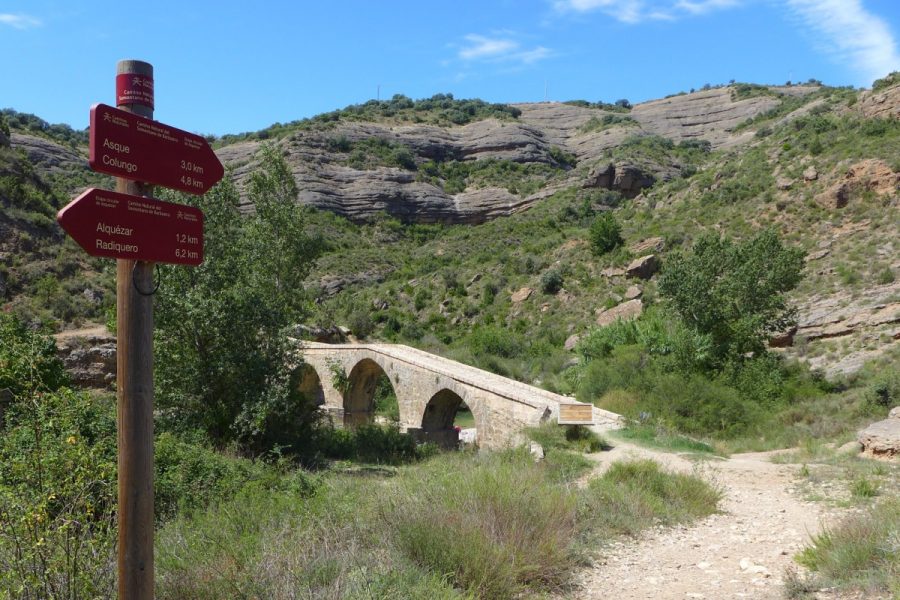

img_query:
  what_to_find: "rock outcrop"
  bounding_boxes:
[858,407,900,458]
[213,86,822,224]
[815,159,899,209]
[11,133,87,174]
[54,328,116,389]
[796,281,900,377]
[858,83,900,119]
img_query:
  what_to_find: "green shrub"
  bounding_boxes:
[797,499,899,594]
[385,449,578,599]
[0,389,117,598]
[154,432,316,520]
[468,326,523,358]
[579,114,638,133]
[312,424,432,465]
[588,212,623,256]
[548,146,577,168]
[872,71,899,92]
[0,312,68,409]
[526,422,608,454]
[540,268,564,294]
[580,460,721,537]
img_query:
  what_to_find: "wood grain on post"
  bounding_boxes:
[115,58,155,600]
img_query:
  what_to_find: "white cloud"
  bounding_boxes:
[786,0,900,85]
[0,13,41,29]
[675,0,739,15]
[459,35,519,60]
[555,0,646,23]
[457,34,554,65]
[553,0,739,23]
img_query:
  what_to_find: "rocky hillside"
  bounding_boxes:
[2,79,898,380]
[216,85,820,223]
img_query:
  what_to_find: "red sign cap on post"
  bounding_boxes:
[57,188,204,265]
[116,73,154,110]
[89,103,224,195]
[116,59,153,110]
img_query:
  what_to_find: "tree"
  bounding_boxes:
[588,212,623,256]
[658,230,804,365]
[154,146,324,453]
[0,313,67,414]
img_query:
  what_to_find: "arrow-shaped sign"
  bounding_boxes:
[89,103,224,195]
[57,188,204,265]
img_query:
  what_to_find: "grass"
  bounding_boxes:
[612,423,720,456]
[580,459,722,538]
[795,498,900,596]
[526,422,610,453]
[154,449,721,600]
[156,478,466,600]
[453,407,476,428]
[385,450,579,599]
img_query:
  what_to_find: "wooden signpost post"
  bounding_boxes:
[56,60,223,600]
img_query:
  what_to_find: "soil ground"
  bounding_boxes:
[564,438,883,600]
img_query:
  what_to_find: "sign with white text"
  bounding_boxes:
[57,188,204,265]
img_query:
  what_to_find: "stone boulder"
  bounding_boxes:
[630,237,665,254]
[596,299,643,326]
[624,285,643,300]
[55,330,116,389]
[858,82,900,119]
[564,334,581,351]
[511,287,533,303]
[858,408,900,458]
[625,254,660,280]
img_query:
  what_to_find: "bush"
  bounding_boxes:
[0,312,68,411]
[385,449,578,599]
[312,424,432,465]
[526,422,608,454]
[0,389,117,598]
[797,498,899,594]
[872,71,899,92]
[154,432,317,520]
[588,213,623,256]
[468,326,523,359]
[540,268,564,294]
[580,460,721,537]
[575,344,766,438]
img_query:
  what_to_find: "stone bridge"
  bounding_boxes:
[294,341,621,449]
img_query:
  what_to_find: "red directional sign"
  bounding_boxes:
[89,103,224,195]
[57,188,204,265]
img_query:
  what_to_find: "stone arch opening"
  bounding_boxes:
[294,363,325,407]
[344,358,394,427]
[415,388,470,449]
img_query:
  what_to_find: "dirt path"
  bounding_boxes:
[568,439,845,600]
[53,324,110,341]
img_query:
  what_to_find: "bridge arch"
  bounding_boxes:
[344,357,401,427]
[293,363,325,407]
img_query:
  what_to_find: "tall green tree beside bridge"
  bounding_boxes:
[154,147,324,453]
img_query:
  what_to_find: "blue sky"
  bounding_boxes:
[1,0,898,136]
